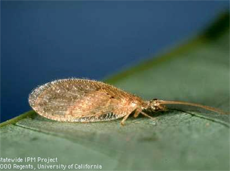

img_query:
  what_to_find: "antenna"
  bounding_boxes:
[157,100,228,115]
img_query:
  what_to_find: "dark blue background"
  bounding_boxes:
[1,1,228,122]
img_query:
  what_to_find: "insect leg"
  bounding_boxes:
[140,111,156,121]
[120,112,132,126]
[133,108,156,122]
[133,108,141,118]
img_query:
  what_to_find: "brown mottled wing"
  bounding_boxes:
[29,79,140,122]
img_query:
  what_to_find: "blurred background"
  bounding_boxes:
[1,1,229,122]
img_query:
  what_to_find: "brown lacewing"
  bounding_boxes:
[28,78,228,125]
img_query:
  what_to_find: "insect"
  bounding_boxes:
[29,78,228,125]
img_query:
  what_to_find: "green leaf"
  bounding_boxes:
[1,13,229,170]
